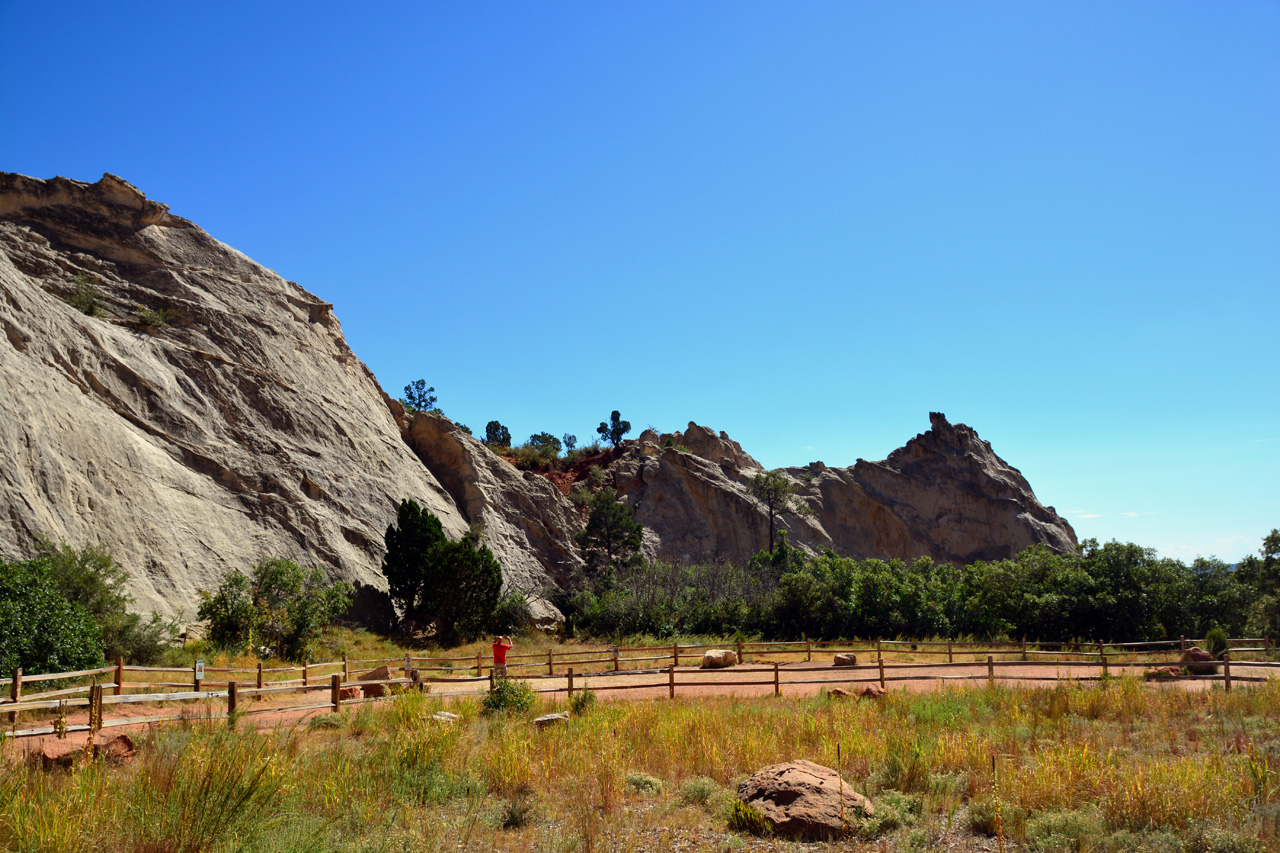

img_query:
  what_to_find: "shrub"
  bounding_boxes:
[568,687,596,716]
[135,305,180,328]
[0,558,103,674]
[34,540,178,664]
[197,558,353,660]
[482,678,535,714]
[1025,808,1104,852]
[625,773,663,794]
[727,800,773,836]
[67,274,100,315]
[1205,626,1230,659]
[680,777,719,807]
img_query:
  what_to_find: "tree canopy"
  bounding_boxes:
[485,420,512,447]
[747,468,813,552]
[596,411,631,448]
[382,499,506,643]
[399,379,437,414]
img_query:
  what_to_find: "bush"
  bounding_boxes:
[0,558,103,675]
[35,540,178,664]
[482,678,535,714]
[625,773,663,794]
[67,274,101,315]
[568,687,596,715]
[198,558,352,660]
[1205,626,1230,659]
[680,777,719,807]
[727,800,773,836]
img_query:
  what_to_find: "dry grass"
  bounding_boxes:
[2,678,1278,851]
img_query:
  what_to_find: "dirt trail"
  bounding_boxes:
[9,657,1267,758]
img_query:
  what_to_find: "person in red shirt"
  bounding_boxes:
[491,635,513,678]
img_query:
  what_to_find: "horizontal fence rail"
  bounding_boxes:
[4,635,1273,740]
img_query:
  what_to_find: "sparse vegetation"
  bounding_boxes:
[66,273,101,315]
[3,679,1279,851]
[134,304,180,328]
[597,410,631,448]
[399,378,437,414]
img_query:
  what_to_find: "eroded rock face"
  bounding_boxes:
[402,412,582,624]
[608,414,1076,567]
[0,173,470,620]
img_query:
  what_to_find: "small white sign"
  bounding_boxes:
[195,660,205,680]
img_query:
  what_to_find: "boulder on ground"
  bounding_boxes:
[737,759,873,840]
[339,685,364,701]
[31,733,136,770]
[1182,647,1219,675]
[701,649,738,668]
[826,687,853,700]
[534,712,569,730]
[832,653,858,667]
[857,684,886,700]
[358,665,393,697]
[1145,666,1183,681]
[432,711,460,723]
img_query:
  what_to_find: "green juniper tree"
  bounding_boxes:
[596,411,631,448]
[747,468,813,552]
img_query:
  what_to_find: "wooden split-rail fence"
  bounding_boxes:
[2,635,1273,741]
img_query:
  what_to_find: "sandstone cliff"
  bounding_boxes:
[1,172,1075,632]
[608,414,1076,567]
[0,173,567,622]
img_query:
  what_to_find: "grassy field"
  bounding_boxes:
[3,675,1279,852]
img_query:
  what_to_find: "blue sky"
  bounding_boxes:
[2,2,1276,563]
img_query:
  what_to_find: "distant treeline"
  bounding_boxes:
[565,530,1280,644]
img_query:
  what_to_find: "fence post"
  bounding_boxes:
[612,648,620,672]
[547,648,553,676]
[568,667,575,699]
[948,638,953,664]
[115,656,125,696]
[806,639,812,662]
[1224,653,1232,692]
[227,681,238,722]
[8,668,20,723]
[668,665,675,699]
[193,662,202,693]
[737,638,744,665]
[331,674,341,712]
[303,660,308,687]
[987,655,994,687]
[343,653,350,682]
[673,643,679,668]
[774,661,781,697]
[1022,639,1028,662]
[878,656,886,689]
[1267,634,1272,656]
[1101,652,1108,678]
[1180,636,1187,654]
[257,662,264,690]
[405,654,412,679]
[489,670,495,690]
[476,652,483,678]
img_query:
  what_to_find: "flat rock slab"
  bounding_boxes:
[432,711,460,723]
[738,759,872,840]
[31,733,136,770]
[534,712,569,730]
[358,665,393,697]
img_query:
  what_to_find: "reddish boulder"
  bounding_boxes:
[31,733,136,770]
[737,759,873,840]
[826,687,853,700]
[858,684,886,699]
[358,665,393,697]
[1182,647,1218,676]
[1145,666,1183,681]
[339,685,364,702]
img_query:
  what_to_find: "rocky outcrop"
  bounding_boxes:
[1,172,1076,633]
[607,414,1076,567]
[0,173,551,622]
[402,412,582,623]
